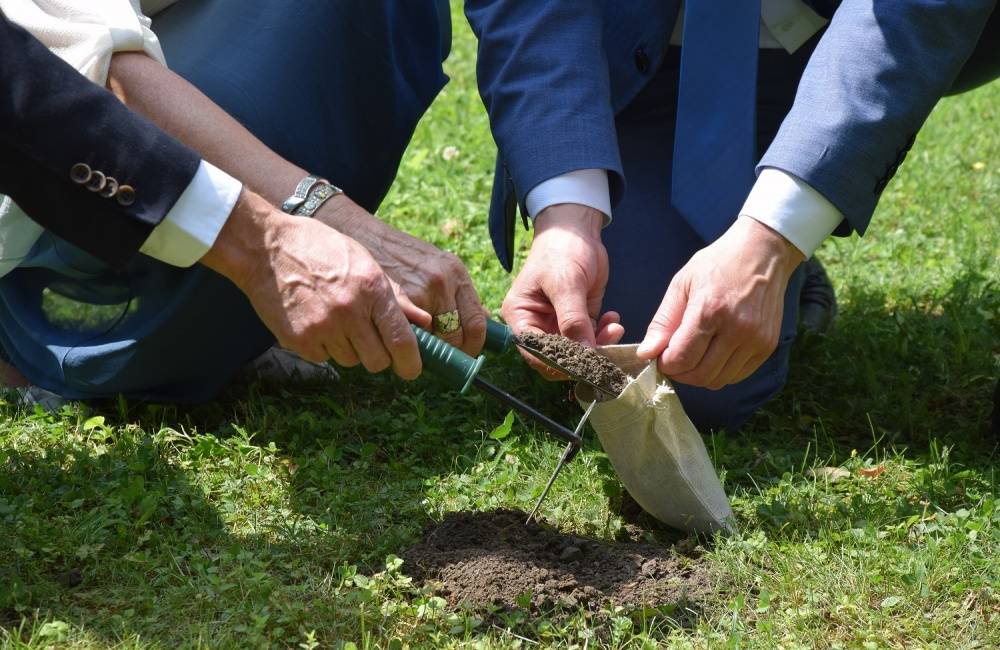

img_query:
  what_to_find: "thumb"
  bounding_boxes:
[637,276,687,359]
[552,288,597,347]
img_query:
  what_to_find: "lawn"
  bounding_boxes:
[2,4,998,649]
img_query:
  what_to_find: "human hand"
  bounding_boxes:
[317,195,487,356]
[502,203,624,377]
[202,190,430,379]
[636,216,804,389]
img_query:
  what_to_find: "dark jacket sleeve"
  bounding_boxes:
[0,13,201,268]
[465,0,625,206]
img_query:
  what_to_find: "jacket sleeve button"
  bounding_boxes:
[86,170,107,192]
[116,185,136,206]
[70,163,92,184]
[100,177,119,198]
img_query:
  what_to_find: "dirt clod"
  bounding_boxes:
[402,510,710,611]
[516,332,629,396]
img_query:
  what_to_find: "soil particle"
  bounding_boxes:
[402,510,711,611]
[516,332,630,396]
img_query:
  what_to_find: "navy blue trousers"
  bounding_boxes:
[601,42,818,430]
[0,0,450,402]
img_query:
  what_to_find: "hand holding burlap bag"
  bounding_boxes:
[576,344,734,534]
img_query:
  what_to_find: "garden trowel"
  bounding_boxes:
[410,323,584,450]
[410,321,601,520]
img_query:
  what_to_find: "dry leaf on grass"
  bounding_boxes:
[810,467,851,482]
[858,465,887,478]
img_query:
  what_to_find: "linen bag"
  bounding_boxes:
[576,344,734,534]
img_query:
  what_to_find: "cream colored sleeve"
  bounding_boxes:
[0,0,166,83]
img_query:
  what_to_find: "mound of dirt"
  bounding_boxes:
[402,510,710,610]
[516,332,630,396]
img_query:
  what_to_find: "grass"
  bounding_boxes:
[2,4,999,648]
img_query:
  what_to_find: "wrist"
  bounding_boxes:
[737,216,805,274]
[313,193,367,234]
[200,188,285,288]
[534,203,604,240]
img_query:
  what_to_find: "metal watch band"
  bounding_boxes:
[281,175,322,213]
[292,181,343,217]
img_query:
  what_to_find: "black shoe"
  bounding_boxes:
[798,257,837,334]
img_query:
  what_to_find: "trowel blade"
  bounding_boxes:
[512,336,618,401]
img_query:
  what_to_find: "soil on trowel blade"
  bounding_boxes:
[402,510,710,611]
[516,332,629,396]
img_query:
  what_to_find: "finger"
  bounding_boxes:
[431,305,466,353]
[637,279,687,360]
[373,296,423,380]
[391,279,432,330]
[596,311,625,346]
[733,351,770,385]
[347,317,394,375]
[551,287,597,346]
[453,285,487,357]
[656,299,716,377]
[323,337,360,369]
[669,335,740,390]
[710,344,758,390]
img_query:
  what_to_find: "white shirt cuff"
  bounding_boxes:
[139,160,242,267]
[525,169,612,226]
[739,167,843,258]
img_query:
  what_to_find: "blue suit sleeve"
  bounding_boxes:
[465,0,625,206]
[0,13,201,268]
[759,0,997,236]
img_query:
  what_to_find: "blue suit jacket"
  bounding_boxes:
[466,1,997,270]
[0,13,200,269]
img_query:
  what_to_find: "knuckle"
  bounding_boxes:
[464,311,487,335]
[359,269,388,296]
[699,297,727,323]
[383,328,414,353]
[444,251,464,270]
[732,311,757,331]
[426,269,449,293]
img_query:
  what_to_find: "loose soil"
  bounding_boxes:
[516,332,630,396]
[402,510,711,611]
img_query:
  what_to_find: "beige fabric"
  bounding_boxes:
[576,344,734,534]
[0,0,168,84]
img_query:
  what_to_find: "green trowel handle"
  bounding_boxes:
[411,325,485,394]
[484,318,514,353]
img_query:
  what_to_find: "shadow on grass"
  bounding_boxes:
[707,268,999,539]
[1,268,995,644]
[0,358,641,646]
[718,267,998,470]
[0,429,228,640]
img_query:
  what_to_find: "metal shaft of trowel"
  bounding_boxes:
[526,399,597,524]
[471,376,583,447]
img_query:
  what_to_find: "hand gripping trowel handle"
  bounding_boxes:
[410,325,582,448]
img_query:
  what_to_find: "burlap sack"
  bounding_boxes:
[575,344,734,534]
